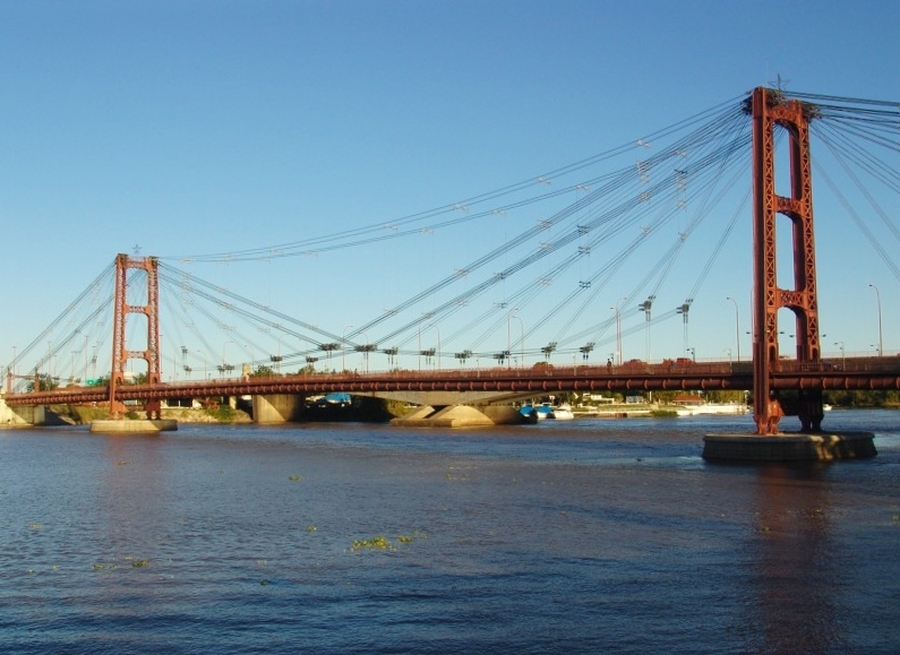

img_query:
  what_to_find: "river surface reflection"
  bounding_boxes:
[1,410,898,654]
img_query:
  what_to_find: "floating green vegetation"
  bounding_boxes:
[305,525,317,532]
[116,460,130,466]
[350,531,425,552]
[123,557,150,568]
[444,465,469,481]
[350,536,395,552]
[28,523,41,530]
[92,563,118,571]
[288,474,304,482]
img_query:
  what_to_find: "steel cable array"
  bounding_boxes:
[8,90,898,384]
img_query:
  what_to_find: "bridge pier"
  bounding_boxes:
[252,394,306,424]
[390,404,520,428]
[91,418,178,433]
[702,431,876,462]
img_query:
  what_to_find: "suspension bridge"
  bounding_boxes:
[3,87,899,453]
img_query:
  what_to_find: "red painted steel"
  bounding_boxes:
[6,359,900,409]
[5,90,895,427]
[109,254,162,419]
[751,87,822,434]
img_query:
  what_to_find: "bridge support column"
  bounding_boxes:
[252,394,306,424]
[391,404,519,428]
[797,389,824,433]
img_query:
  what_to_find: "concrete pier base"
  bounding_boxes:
[90,419,178,433]
[391,404,520,428]
[252,394,305,424]
[703,431,876,462]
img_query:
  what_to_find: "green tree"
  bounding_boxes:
[27,373,59,392]
[250,365,276,378]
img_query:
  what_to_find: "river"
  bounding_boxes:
[1,410,898,654]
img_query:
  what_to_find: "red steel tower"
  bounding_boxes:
[750,86,822,434]
[108,253,162,419]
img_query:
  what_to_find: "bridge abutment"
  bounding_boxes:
[0,396,44,427]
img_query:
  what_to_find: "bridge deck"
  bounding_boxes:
[6,357,900,407]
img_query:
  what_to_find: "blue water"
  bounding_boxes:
[1,410,899,654]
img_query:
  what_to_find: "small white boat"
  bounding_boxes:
[674,403,749,417]
[549,404,575,420]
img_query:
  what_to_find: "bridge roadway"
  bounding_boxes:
[5,357,900,408]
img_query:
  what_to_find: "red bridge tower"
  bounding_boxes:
[750,86,823,434]
[108,254,162,419]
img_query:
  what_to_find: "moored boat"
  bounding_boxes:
[549,404,575,420]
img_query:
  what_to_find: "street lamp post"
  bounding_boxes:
[869,283,883,356]
[221,341,233,378]
[342,325,353,372]
[834,341,845,369]
[726,296,741,361]
[639,295,655,364]
[430,324,441,371]
[611,297,626,365]
[508,312,524,369]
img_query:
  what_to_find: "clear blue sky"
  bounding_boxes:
[1,0,898,377]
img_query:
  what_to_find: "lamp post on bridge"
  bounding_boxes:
[270,335,284,374]
[676,299,692,357]
[639,296,655,364]
[611,297,626,365]
[181,346,192,377]
[726,296,741,361]
[354,332,375,374]
[869,283,883,357]
[221,341,232,378]
[580,342,595,363]
[507,312,524,369]
[342,325,353,372]
[542,342,557,363]
[834,341,845,370]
